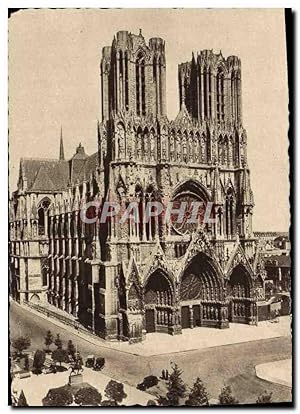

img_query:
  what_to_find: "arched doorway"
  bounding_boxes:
[37,198,51,236]
[144,270,174,333]
[180,253,226,328]
[30,294,40,303]
[227,264,252,323]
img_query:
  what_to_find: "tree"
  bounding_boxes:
[24,355,30,371]
[52,349,68,368]
[33,349,46,374]
[147,400,157,406]
[12,336,31,358]
[256,391,273,404]
[54,334,63,349]
[165,363,186,406]
[67,340,76,358]
[74,387,102,406]
[18,390,28,407]
[185,377,209,406]
[44,330,53,352]
[156,396,169,406]
[104,380,127,406]
[42,387,73,406]
[218,385,239,406]
[101,400,115,406]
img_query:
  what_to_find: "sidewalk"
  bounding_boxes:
[13,301,291,357]
[111,317,291,356]
[255,359,292,388]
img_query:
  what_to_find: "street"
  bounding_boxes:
[10,302,292,404]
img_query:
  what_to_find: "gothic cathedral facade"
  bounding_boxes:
[9,30,267,342]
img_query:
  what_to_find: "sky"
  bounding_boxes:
[8,8,289,232]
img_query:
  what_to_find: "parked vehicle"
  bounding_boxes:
[43,364,57,374]
[85,355,105,370]
[85,355,95,368]
[93,357,105,371]
[18,371,31,379]
[137,375,159,391]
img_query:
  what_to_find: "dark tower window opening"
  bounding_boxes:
[119,50,123,76]
[203,68,212,119]
[136,52,146,116]
[236,69,241,121]
[204,68,208,118]
[153,56,156,81]
[125,52,129,110]
[135,186,144,241]
[217,207,222,236]
[153,56,162,116]
[208,71,212,118]
[231,71,236,120]
[136,61,140,115]
[38,208,45,235]
[235,131,240,165]
[158,57,163,116]
[37,198,50,236]
[145,186,156,241]
[225,188,235,238]
[217,68,225,123]
[184,76,188,108]
[141,62,146,116]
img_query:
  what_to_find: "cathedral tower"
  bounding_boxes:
[178,51,242,124]
[101,29,166,121]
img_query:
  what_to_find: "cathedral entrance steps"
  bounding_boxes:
[109,316,291,357]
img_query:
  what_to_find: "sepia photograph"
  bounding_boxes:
[8,8,292,407]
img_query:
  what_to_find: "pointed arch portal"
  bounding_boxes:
[180,253,226,329]
[227,264,253,324]
[144,270,174,333]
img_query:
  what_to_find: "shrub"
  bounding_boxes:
[52,348,68,368]
[32,349,46,374]
[24,355,30,371]
[166,363,186,406]
[12,336,31,357]
[54,334,63,349]
[74,387,102,406]
[17,390,28,407]
[42,387,73,406]
[185,377,209,406]
[218,385,239,406]
[44,330,53,352]
[67,340,76,358]
[104,380,127,406]
[256,391,273,404]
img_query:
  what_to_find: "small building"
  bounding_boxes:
[264,255,291,294]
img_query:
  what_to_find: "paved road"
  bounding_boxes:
[10,302,292,404]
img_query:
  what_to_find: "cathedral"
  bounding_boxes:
[9,30,267,342]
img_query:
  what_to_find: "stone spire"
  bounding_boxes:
[59,126,65,161]
[241,166,254,206]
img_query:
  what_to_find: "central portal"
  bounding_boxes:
[180,253,228,329]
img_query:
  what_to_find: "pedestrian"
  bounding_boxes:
[161,369,165,380]
[165,369,169,380]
